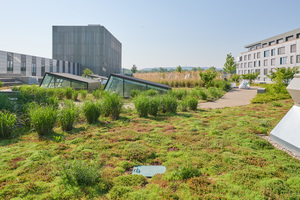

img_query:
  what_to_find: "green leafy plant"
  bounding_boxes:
[114,174,148,187]
[65,87,73,100]
[80,90,88,100]
[173,165,201,180]
[0,111,17,139]
[223,53,237,74]
[130,89,141,97]
[58,100,78,131]
[187,97,198,110]
[29,105,57,136]
[0,93,15,112]
[82,101,101,124]
[160,95,177,113]
[148,96,160,117]
[73,90,79,101]
[179,100,188,111]
[199,68,217,88]
[267,66,299,85]
[134,95,149,117]
[101,92,123,120]
[242,72,259,84]
[0,81,3,87]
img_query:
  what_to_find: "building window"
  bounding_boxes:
[56,61,60,72]
[297,33,300,39]
[269,41,275,46]
[280,57,288,65]
[254,61,256,67]
[291,44,296,53]
[264,59,268,66]
[277,38,283,44]
[291,56,294,64]
[239,56,242,62]
[21,55,26,72]
[244,63,247,68]
[286,35,294,41]
[278,47,285,55]
[264,50,270,57]
[41,58,45,76]
[257,52,261,58]
[248,62,252,68]
[297,55,300,63]
[240,63,243,68]
[244,70,247,74]
[248,54,251,60]
[255,69,260,73]
[32,57,36,76]
[244,55,247,61]
[271,49,275,56]
[264,68,268,75]
[7,53,13,72]
[73,63,75,74]
[63,61,65,73]
[253,53,256,59]
[262,43,268,48]
[258,60,261,67]
[271,58,275,66]
[68,62,71,73]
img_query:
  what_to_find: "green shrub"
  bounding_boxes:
[160,95,177,113]
[29,105,57,136]
[179,100,188,112]
[109,186,133,200]
[208,87,222,99]
[198,90,208,100]
[174,89,187,100]
[58,100,78,131]
[173,165,201,180]
[80,90,87,100]
[92,89,102,99]
[73,90,79,101]
[102,92,123,120]
[187,97,198,110]
[56,88,65,100]
[0,111,17,139]
[145,89,158,96]
[148,97,160,117]
[131,89,141,97]
[61,160,105,187]
[0,81,3,87]
[82,101,101,124]
[134,95,149,117]
[65,87,73,99]
[0,93,15,112]
[273,102,282,107]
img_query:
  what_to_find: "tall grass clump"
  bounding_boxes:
[58,100,78,131]
[82,101,101,124]
[148,96,160,117]
[65,87,73,99]
[29,105,57,136]
[179,100,188,112]
[208,87,223,99]
[56,88,65,100]
[80,90,87,100]
[173,89,187,100]
[73,90,79,101]
[0,93,15,112]
[134,95,149,117]
[131,89,141,97]
[187,97,198,110]
[101,92,123,120]
[92,89,102,99]
[0,111,17,139]
[198,90,208,100]
[160,95,178,113]
[61,160,107,187]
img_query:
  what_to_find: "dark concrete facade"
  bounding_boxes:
[52,25,121,77]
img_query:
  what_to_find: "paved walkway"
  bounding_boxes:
[198,87,258,109]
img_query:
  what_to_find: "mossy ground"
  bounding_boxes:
[0,98,299,199]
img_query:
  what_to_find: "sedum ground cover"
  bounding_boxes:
[0,88,300,199]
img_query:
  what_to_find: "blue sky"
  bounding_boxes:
[1,0,300,69]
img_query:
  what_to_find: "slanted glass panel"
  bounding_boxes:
[147,85,168,94]
[72,80,87,89]
[105,76,123,96]
[124,80,147,97]
[61,78,71,88]
[40,74,52,88]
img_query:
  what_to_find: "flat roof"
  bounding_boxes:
[107,73,171,90]
[245,27,300,48]
[43,72,100,83]
[87,74,108,79]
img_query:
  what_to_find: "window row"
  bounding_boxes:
[240,44,297,61]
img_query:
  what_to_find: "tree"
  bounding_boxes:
[230,74,241,83]
[223,53,237,74]
[176,65,182,73]
[199,68,217,88]
[192,67,197,72]
[267,67,299,85]
[82,68,93,77]
[159,67,166,73]
[131,65,138,73]
[242,72,259,84]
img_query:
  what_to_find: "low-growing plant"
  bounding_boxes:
[58,100,78,131]
[187,97,198,110]
[29,105,57,136]
[131,89,141,97]
[199,90,208,100]
[0,81,3,87]
[173,164,201,180]
[92,89,102,99]
[65,87,73,100]
[174,89,187,100]
[134,95,149,117]
[0,111,17,139]
[114,174,148,187]
[208,87,222,99]
[82,101,101,124]
[179,100,188,111]
[123,142,151,161]
[144,89,158,96]
[80,90,87,100]
[55,88,65,100]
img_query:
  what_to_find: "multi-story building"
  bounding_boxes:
[236,28,300,83]
[52,25,122,77]
[0,50,80,84]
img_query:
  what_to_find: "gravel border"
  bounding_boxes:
[257,134,300,160]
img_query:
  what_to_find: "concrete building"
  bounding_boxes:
[236,28,300,83]
[52,25,122,77]
[0,50,80,84]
